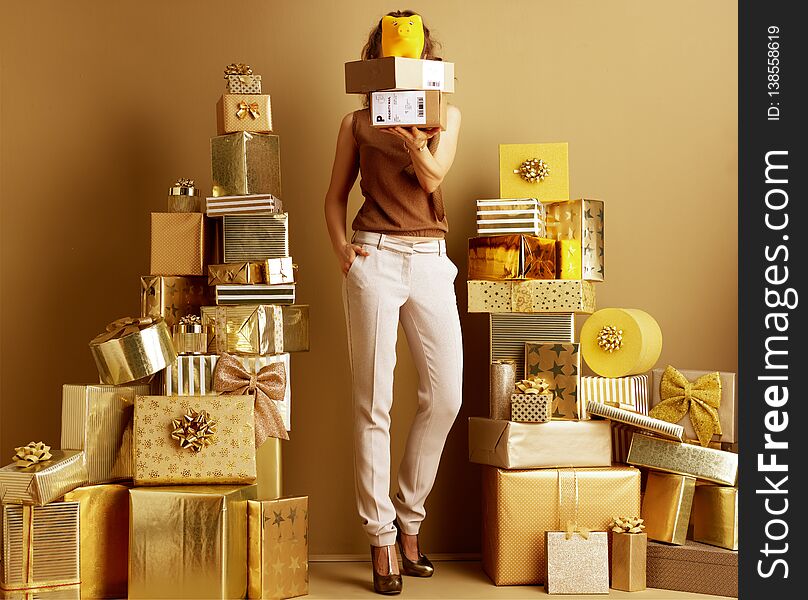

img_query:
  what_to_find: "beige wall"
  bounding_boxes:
[0,0,737,556]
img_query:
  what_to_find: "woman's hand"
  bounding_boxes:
[381,126,441,151]
[338,242,371,276]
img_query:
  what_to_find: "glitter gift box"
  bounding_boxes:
[128,484,257,599]
[211,132,281,198]
[60,383,150,484]
[524,343,582,420]
[475,198,545,237]
[223,214,289,263]
[217,94,272,135]
[132,395,257,486]
[0,451,87,506]
[627,433,738,485]
[467,234,556,280]
[140,276,211,329]
[499,143,569,201]
[149,212,214,277]
[641,471,695,545]
[468,279,596,313]
[247,497,308,599]
[544,199,605,281]
[544,531,609,594]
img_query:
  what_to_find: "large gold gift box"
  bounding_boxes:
[140,275,211,329]
[467,234,556,280]
[545,199,605,281]
[248,497,308,599]
[62,484,129,599]
[211,132,281,198]
[0,451,87,506]
[524,343,582,420]
[468,418,611,469]
[468,279,596,313]
[202,304,310,354]
[0,502,80,592]
[499,143,569,201]
[150,212,213,276]
[691,484,738,550]
[133,395,257,485]
[641,471,695,545]
[544,531,609,594]
[580,374,649,413]
[627,432,738,485]
[128,484,257,599]
[481,465,640,585]
[61,383,150,484]
[217,94,273,134]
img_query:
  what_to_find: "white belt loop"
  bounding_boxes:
[438,240,445,256]
[377,233,386,250]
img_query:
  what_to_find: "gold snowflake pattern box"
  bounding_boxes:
[132,395,256,485]
[140,275,211,329]
[524,343,582,420]
[248,496,309,599]
[128,484,257,599]
[544,199,605,281]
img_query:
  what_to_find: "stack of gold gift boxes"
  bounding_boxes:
[467,143,739,597]
[0,63,309,600]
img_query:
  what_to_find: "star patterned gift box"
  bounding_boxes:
[140,276,211,329]
[524,343,582,420]
[544,199,605,282]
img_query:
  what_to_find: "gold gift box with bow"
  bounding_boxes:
[0,502,80,592]
[248,496,309,599]
[140,275,211,329]
[468,279,596,313]
[467,234,556,280]
[211,132,281,198]
[128,484,257,599]
[226,74,262,95]
[217,94,273,135]
[0,450,87,506]
[499,143,569,201]
[132,395,257,485]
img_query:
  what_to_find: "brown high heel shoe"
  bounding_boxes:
[394,519,434,577]
[370,544,402,595]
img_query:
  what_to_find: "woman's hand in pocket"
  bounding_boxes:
[339,242,370,276]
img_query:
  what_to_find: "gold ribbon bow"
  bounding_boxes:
[564,520,590,540]
[514,376,550,395]
[212,352,289,445]
[224,62,253,76]
[12,441,52,468]
[649,365,722,447]
[178,314,202,326]
[171,409,217,452]
[597,325,623,353]
[92,316,155,344]
[514,158,550,183]
[174,177,195,188]
[236,101,261,120]
[609,516,646,534]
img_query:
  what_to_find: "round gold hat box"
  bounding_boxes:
[580,308,662,377]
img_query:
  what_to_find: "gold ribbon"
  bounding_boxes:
[565,520,590,540]
[514,157,550,183]
[514,376,550,394]
[609,516,646,534]
[91,316,156,344]
[171,409,217,452]
[212,352,289,445]
[174,177,195,188]
[649,365,722,447]
[224,62,253,76]
[557,468,592,541]
[178,314,202,325]
[12,441,52,468]
[596,325,623,352]
[236,101,261,120]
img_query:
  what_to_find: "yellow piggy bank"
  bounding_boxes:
[381,14,425,59]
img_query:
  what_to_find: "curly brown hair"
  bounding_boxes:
[361,10,441,61]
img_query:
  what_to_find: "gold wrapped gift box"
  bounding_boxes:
[627,432,738,485]
[580,374,649,413]
[140,276,211,329]
[133,395,257,486]
[467,234,556,280]
[226,73,262,94]
[128,484,258,599]
[544,531,609,595]
[89,317,176,386]
[211,132,281,198]
[524,343,582,420]
[481,465,640,585]
[499,142,569,202]
[208,262,265,286]
[0,502,80,592]
[202,304,309,355]
[61,383,150,484]
[0,451,87,506]
[62,484,129,599]
[545,199,605,281]
[217,94,273,134]
[691,484,738,550]
[509,395,551,423]
[641,471,695,545]
[611,532,647,592]
[248,497,308,599]
[468,418,611,470]
[468,279,596,313]
[168,180,202,213]
[475,198,545,237]
[646,540,737,597]
[149,212,214,277]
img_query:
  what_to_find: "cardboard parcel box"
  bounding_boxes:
[345,56,455,93]
[370,90,446,130]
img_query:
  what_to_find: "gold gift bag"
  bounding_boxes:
[62,484,129,599]
[211,132,281,198]
[545,530,608,594]
[128,484,257,599]
[248,497,308,599]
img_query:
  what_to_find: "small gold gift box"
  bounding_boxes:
[0,450,87,506]
[168,178,203,213]
[208,262,265,286]
[611,531,647,592]
[211,132,281,198]
[140,275,211,329]
[468,234,556,280]
[509,393,551,423]
[172,316,211,355]
[217,94,273,135]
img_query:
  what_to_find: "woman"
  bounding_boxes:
[323,10,463,596]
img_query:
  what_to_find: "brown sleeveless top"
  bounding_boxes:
[351,108,449,237]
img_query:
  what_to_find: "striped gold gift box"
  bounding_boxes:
[580,375,649,413]
[222,214,289,263]
[586,401,684,441]
[0,503,80,592]
[475,198,545,237]
[205,194,282,218]
[468,279,596,313]
[0,452,87,506]
[164,355,219,396]
[215,284,295,306]
[490,313,574,377]
[61,384,150,485]
[544,198,605,281]
[211,132,281,198]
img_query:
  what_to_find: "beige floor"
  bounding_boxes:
[307,561,728,599]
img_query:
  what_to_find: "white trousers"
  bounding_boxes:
[342,232,464,546]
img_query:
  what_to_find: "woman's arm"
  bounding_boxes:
[324,112,369,275]
[382,104,462,193]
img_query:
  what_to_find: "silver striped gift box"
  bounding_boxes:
[476,198,546,236]
[222,213,289,262]
[215,284,295,305]
[579,375,649,414]
[489,312,574,377]
[164,354,219,396]
[60,383,150,485]
[586,401,684,441]
[205,194,282,217]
